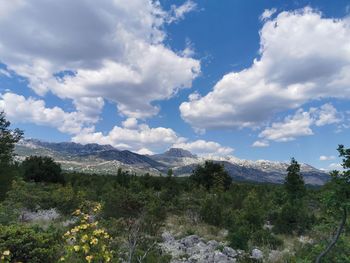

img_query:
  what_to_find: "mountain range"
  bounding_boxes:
[15,139,330,185]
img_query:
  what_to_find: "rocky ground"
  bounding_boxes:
[159,232,264,263]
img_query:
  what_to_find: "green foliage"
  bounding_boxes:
[0,112,23,199]
[227,189,275,250]
[22,156,65,184]
[0,224,61,263]
[315,144,350,261]
[273,158,312,234]
[285,158,306,200]
[103,186,143,219]
[0,149,349,262]
[228,226,250,250]
[274,201,314,234]
[3,178,82,215]
[200,195,223,226]
[0,165,20,201]
[190,161,232,191]
[0,111,23,166]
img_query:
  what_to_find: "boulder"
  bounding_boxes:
[223,246,238,258]
[251,248,264,260]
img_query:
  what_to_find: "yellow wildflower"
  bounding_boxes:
[73,209,81,216]
[82,234,89,243]
[2,250,10,256]
[90,238,98,245]
[73,245,80,252]
[85,255,93,263]
[82,244,90,254]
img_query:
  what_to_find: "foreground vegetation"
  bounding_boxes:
[0,111,349,262]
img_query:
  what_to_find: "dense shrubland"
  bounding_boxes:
[0,111,349,262]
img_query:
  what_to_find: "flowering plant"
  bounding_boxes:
[61,202,114,263]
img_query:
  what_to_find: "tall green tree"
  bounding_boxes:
[316,145,350,262]
[285,158,306,201]
[275,158,310,234]
[0,111,23,199]
[190,161,232,191]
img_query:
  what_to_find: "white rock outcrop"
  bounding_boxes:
[160,232,238,263]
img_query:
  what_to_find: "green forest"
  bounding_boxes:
[0,111,349,263]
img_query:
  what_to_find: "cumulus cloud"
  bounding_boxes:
[72,122,183,154]
[173,139,233,156]
[320,155,336,161]
[260,8,277,21]
[258,109,314,142]
[257,103,342,143]
[72,122,232,156]
[312,103,342,126]
[0,93,95,134]
[180,8,350,131]
[0,0,200,119]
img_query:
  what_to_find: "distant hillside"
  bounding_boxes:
[15,139,330,185]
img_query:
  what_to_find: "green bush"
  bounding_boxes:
[0,224,62,263]
[274,201,314,234]
[102,187,143,219]
[22,156,65,184]
[228,226,250,250]
[200,195,223,226]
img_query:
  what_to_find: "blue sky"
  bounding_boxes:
[0,0,350,169]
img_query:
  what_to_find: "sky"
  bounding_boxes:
[0,0,350,170]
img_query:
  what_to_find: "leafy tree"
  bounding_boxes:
[190,161,232,191]
[0,111,23,199]
[22,156,65,184]
[167,168,173,177]
[316,145,350,262]
[0,111,23,165]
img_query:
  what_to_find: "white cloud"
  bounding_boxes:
[0,0,200,120]
[260,8,277,21]
[258,109,314,142]
[252,140,269,147]
[0,69,11,78]
[0,93,95,134]
[72,122,183,154]
[72,122,232,156]
[173,139,233,156]
[122,118,139,129]
[320,155,336,161]
[258,104,342,143]
[136,148,154,155]
[328,163,343,170]
[313,103,342,126]
[167,0,197,23]
[180,8,350,131]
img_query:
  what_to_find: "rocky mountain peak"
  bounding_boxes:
[162,148,197,158]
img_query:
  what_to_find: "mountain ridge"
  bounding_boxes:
[15,139,330,185]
